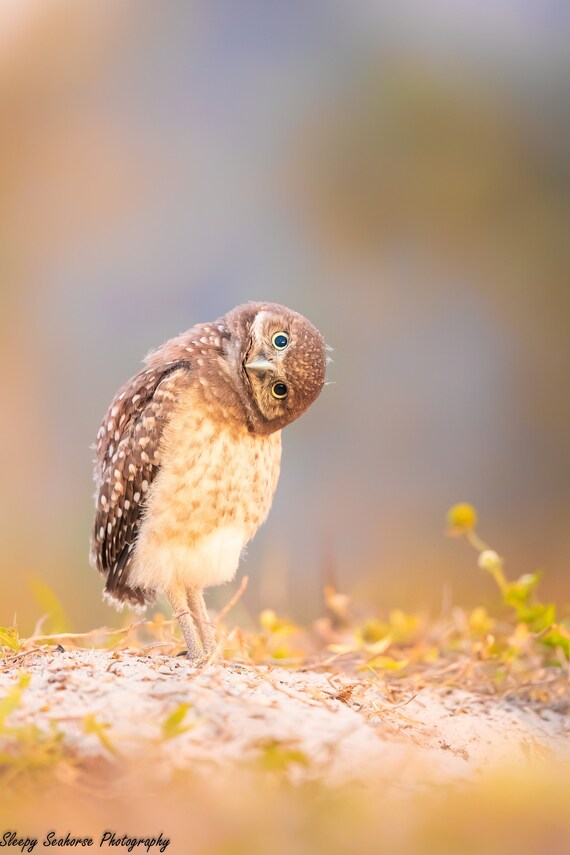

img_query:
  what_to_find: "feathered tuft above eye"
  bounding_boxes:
[271,382,288,399]
[271,332,289,350]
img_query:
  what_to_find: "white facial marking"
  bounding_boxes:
[251,310,270,341]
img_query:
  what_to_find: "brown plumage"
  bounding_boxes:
[91,302,326,660]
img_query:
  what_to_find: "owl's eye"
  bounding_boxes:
[271,382,288,399]
[271,332,289,350]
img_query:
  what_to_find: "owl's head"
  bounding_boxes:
[225,302,326,435]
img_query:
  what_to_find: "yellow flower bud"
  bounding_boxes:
[446,502,478,533]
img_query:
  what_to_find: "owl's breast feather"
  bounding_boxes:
[129,391,282,592]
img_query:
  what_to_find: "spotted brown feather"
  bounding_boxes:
[91,361,191,606]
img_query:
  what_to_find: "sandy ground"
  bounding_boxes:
[1,648,568,789]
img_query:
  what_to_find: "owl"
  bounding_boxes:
[91,302,326,660]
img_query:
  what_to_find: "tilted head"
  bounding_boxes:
[223,302,326,435]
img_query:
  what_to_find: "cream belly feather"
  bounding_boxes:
[129,390,282,593]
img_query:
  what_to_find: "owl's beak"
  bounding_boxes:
[245,356,274,375]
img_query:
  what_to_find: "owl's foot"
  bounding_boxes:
[169,587,219,663]
[168,589,201,660]
[187,589,217,656]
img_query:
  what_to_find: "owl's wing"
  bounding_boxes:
[91,361,191,608]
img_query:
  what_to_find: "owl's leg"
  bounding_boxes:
[167,587,201,661]
[187,589,217,656]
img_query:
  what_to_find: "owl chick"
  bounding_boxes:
[91,302,326,660]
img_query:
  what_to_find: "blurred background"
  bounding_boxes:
[1,0,568,633]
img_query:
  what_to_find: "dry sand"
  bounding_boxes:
[1,648,568,790]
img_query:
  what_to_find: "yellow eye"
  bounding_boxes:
[271,382,288,399]
[271,332,289,350]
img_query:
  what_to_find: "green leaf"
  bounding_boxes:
[259,609,297,637]
[0,626,20,653]
[161,703,194,740]
[503,573,542,609]
[360,655,409,672]
[541,625,570,657]
[0,673,31,728]
[388,609,421,643]
[360,618,388,644]
[28,577,70,634]
[255,739,310,772]
[83,714,120,756]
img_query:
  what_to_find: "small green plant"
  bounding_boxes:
[447,502,570,659]
[0,673,67,781]
[241,609,304,663]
